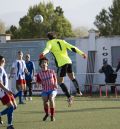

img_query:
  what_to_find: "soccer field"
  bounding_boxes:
[1,96,120,129]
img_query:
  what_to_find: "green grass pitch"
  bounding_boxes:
[1,96,120,129]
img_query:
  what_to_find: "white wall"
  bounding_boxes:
[2,32,120,93]
[76,32,120,92]
[0,35,6,43]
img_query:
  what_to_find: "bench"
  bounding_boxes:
[99,83,120,98]
[84,83,120,97]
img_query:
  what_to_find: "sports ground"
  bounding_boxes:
[1,95,120,129]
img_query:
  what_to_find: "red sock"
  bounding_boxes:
[44,105,49,115]
[50,107,55,116]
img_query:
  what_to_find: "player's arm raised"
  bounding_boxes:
[64,41,87,59]
[39,42,52,59]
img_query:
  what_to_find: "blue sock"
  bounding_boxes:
[1,107,9,116]
[19,90,23,103]
[7,106,14,125]
[14,91,22,98]
[14,91,23,103]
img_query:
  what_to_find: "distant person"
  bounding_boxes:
[39,32,87,106]
[0,55,17,129]
[9,51,28,104]
[99,61,117,93]
[36,57,58,121]
[24,54,35,101]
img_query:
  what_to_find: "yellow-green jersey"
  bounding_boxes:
[42,39,85,67]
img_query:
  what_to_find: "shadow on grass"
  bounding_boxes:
[15,120,44,124]
[56,95,120,102]
[74,98,120,101]
[18,111,42,114]
[57,106,120,113]
[18,106,120,115]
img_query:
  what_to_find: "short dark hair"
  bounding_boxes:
[39,57,49,66]
[47,32,56,40]
[18,51,23,54]
[0,55,4,61]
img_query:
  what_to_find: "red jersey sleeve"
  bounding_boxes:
[36,73,41,83]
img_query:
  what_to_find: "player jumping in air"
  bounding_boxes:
[39,32,87,106]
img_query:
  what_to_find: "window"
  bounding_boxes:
[111,46,120,67]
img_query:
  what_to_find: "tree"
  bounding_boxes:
[6,25,20,39]
[0,20,5,34]
[73,26,89,37]
[109,0,120,35]
[7,2,74,39]
[94,9,111,36]
[94,0,120,36]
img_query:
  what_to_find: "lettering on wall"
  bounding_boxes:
[102,46,109,63]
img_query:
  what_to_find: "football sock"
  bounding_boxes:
[7,106,14,126]
[72,79,80,94]
[1,106,14,116]
[59,83,71,98]
[50,108,55,116]
[1,107,9,116]
[24,90,27,97]
[19,90,23,103]
[44,104,49,115]
[14,90,22,98]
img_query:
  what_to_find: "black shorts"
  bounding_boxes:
[26,80,32,88]
[57,64,73,77]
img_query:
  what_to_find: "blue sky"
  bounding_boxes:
[0,0,113,29]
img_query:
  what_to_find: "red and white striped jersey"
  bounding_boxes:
[36,69,57,92]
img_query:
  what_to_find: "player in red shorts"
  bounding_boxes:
[9,51,28,104]
[36,57,58,121]
[0,55,17,129]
